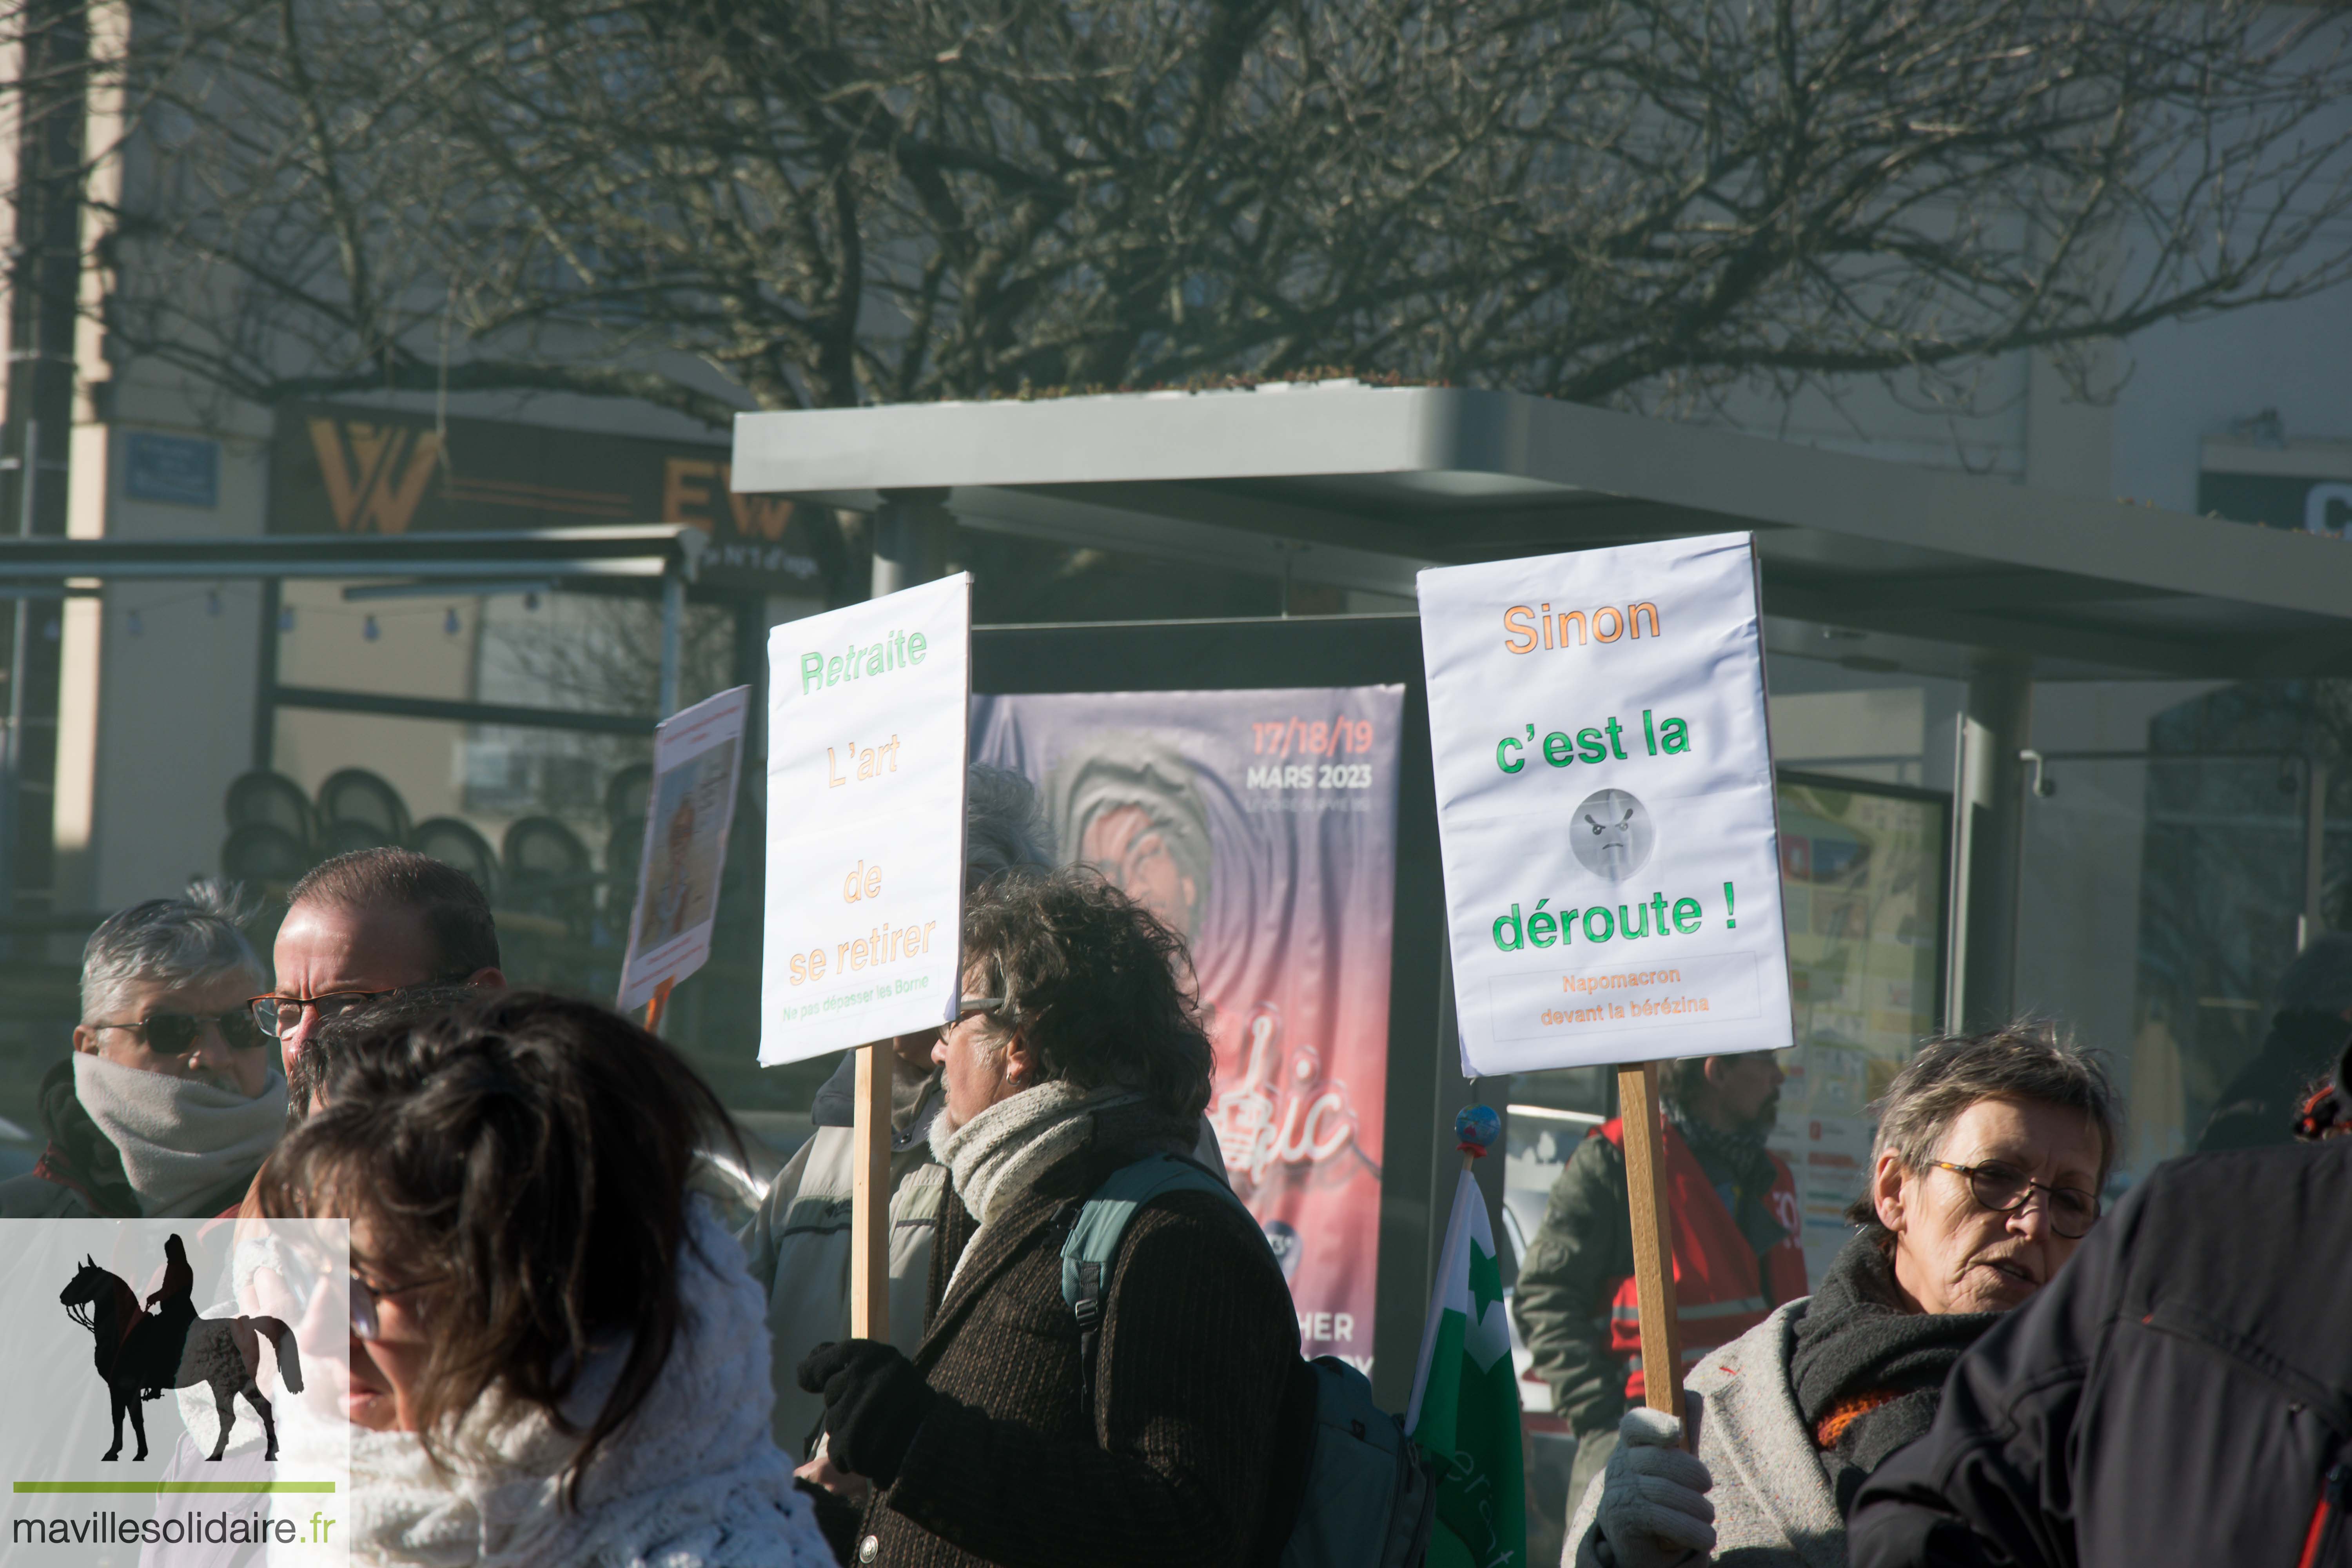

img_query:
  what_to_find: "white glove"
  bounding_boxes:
[1595,1406,1715,1568]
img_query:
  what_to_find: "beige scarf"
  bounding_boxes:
[930,1081,1147,1224]
[930,1082,1145,1291]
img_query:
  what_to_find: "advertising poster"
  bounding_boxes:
[1768,778,1947,1283]
[0,1218,351,1566]
[761,575,972,1065]
[971,686,1402,1373]
[1420,534,1794,1076]
[618,685,751,1011]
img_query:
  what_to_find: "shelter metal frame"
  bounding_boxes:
[0,525,708,907]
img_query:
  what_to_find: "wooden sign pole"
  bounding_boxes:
[1614,1060,1685,1421]
[848,1041,893,1342]
[642,977,675,1034]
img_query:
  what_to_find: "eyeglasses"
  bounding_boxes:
[1928,1160,2102,1239]
[247,988,400,1040]
[350,1268,446,1341]
[91,1009,269,1055]
[955,995,1007,1023]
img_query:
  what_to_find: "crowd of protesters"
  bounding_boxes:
[8,766,2352,1566]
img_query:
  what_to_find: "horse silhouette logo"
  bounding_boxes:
[58,1235,303,1463]
[1570,787,1656,882]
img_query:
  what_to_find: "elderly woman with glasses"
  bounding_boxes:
[1568,1025,2121,1568]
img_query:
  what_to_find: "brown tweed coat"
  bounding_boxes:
[851,1107,1303,1567]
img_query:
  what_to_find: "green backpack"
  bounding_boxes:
[1059,1153,1439,1568]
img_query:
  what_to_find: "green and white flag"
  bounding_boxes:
[1406,1168,1527,1568]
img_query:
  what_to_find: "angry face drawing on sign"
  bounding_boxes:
[1570,788,1655,882]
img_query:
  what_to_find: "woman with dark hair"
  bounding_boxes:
[1568,1024,2122,1568]
[260,991,830,1567]
[795,866,1301,1568]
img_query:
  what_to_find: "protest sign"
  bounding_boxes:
[617,684,751,1014]
[1419,533,1792,1077]
[759,574,973,1067]
[761,574,971,1342]
[972,685,1401,1373]
[1419,533,1793,1420]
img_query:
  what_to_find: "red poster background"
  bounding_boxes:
[971,686,1403,1372]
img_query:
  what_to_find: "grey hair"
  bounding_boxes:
[1844,1022,2124,1231]
[2274,932,2352,1016]
[965,765,1053,889]
[80,880,265,1023]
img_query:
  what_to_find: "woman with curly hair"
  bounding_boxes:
[794,866,1303,1568]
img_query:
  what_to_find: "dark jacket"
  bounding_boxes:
[1848,1139,2352,1568]
[853,1106,1303,1568]
[2198,1009,2352,1152]
[0,1058,138,1218]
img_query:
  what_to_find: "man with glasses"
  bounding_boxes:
[252,847,504,1085]
[0,883,286,1218]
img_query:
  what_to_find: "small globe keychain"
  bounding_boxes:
[1455,1103,1501,1160]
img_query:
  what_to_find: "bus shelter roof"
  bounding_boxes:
[733,384,2352,681]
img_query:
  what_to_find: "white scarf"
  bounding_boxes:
[347,1203,832,1568]
[72,1051,285,1216]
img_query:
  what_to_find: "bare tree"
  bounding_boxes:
[50,0,2352,488]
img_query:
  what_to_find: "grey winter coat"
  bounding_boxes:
[1568,1301,1845,1568]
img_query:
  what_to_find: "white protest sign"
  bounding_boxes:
[617,685,752,1011]
[760,574,971,1065]
[1419,533,1792,1076]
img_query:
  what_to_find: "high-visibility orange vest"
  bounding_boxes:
[1595,1114,1807,1400]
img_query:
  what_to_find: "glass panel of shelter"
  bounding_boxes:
[1504,668,2343,1293]
[2015,678,2334,1191]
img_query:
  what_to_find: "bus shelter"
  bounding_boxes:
[733,382,2352,1410]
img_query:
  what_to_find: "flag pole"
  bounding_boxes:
[1615,1061,1685,1421]
[1403,1103,1529,1568]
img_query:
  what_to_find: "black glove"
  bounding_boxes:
[796,1339,938,1488]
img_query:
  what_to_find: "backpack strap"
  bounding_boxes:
[1060,1153,1245,1412]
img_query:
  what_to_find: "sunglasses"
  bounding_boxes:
[92,1009,270,1055]
[245,988,401,1040]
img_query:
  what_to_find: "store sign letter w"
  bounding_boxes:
[309,418,442,535]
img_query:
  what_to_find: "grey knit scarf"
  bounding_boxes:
[72,1052,285,1217]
